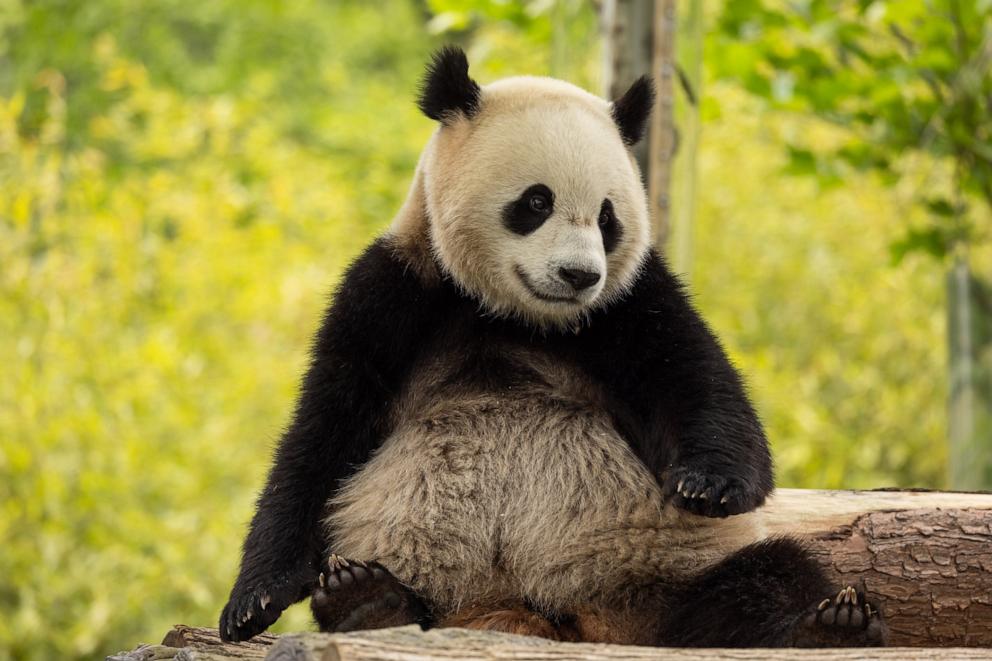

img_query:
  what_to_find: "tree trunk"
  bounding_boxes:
[108,489,992,660]
[600,0,676,248]
[668,0,702,277]
[646,0,677,249]
[948,257,992,489]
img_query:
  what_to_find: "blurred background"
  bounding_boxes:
[1,0,990,658]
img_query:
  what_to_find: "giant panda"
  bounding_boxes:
[218,46,886,648]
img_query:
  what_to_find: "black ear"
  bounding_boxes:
[611,75,655,146]
[418,46,482,123]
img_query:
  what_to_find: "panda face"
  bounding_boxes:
[503,184,622,309]
[422,77,652,330]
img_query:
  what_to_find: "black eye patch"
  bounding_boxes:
[598,198,623,253]
[503,184,554,236]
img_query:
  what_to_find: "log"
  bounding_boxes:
[110,625,990,661]
[106,626,278,660]
[765,489,992,647]
[107,489,992,660]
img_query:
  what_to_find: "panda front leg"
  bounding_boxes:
[660,537,887,647]
[309,554,432,633]
[574,251,777,520]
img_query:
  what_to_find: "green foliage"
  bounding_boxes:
[711,0,992,260]
[0,1,959,659]
[692,86,946,489]
[0,2,434,658]
[425,0,601,84]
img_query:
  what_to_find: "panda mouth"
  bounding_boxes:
[514,265,578,304]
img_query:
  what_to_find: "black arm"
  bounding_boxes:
[576,249,772,518]
[219,237,440,641]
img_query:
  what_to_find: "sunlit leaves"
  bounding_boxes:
[712,0,992,260]
[425,0,601,85]
[692,87,946,490]
[0,2,432,659]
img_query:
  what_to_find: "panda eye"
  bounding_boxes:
[529,193,550,214]
[598,198,623,254]
[504,184,554,236]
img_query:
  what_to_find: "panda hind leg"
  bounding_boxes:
[661,537,887,648]
[310,555,431,633]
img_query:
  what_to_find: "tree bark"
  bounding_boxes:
[107,489,992,660]
[111,625,991,661]
[646,0,677,249]
[600,0,676,248]
[948,257,992,490]
[764,489,992,647]
[668,0,702,277]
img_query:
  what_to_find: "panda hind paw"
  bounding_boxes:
[792,585,887,647]
[310,556,427,633]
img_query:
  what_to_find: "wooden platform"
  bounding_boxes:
[107,489,992,659]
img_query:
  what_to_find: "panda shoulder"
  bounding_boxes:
[322,236,444,342]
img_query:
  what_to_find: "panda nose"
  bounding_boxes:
[558,267,601,291]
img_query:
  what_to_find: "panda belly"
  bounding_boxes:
[325,358,762,615]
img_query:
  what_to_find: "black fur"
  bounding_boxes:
[221,242,870,647]
[310,558,430,633]
[571,249,773,517]
[663,538,831,646]
[418,46,481,123]
[598,198,623,253]
[503,184,555,236]
[218,238,447,642]
[611,75,655,146]
[662,538,886,647]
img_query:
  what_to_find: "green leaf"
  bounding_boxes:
[925,198,957,218]
[889,226,952,263]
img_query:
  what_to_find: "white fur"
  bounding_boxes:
[515,221,607,305]
[326,348,763,617]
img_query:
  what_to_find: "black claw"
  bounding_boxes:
[664,468,762,518]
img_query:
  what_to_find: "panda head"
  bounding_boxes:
[409,46,654,330]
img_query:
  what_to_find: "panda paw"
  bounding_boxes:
[219,566,312,642]
[661,467,765,517]
[794,585,887,647]
[310,555,428,633]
